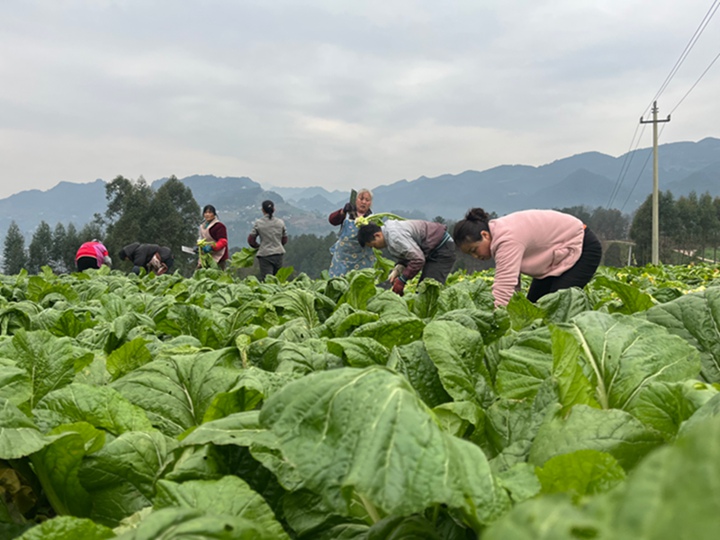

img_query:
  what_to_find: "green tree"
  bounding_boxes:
[63,223,81,272]
[146,176,200,254]
[3,221,28,275]
[50,223,68,273]
[103,175,200,274]
[629,191,680,265]
[588,207,629,240]
[283,233,337,278]
[27,221,54,274]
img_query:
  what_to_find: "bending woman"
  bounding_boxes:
[248,200,288,279]
[452,208,602,307]
[328,188,376,277]
[198,204,229,270]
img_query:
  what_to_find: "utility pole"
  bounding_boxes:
[640,101,671,265]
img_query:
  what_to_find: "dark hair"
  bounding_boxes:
[118,248,128,261]
[452,208,491,246]
[203,204,217,216]
[262,200,275,218]
[357,222,381,247]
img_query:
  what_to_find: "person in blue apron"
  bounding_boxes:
[328,188,376,277]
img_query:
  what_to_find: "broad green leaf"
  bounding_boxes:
[535,449,625,502]
[550,325,599,413]
[111,354,240,436]
[78,430,177,526]
[14,516,114,540]
[245,338,284,371]
[10,329,90,408]
[432,400,485,441]
[387,341,451,408]
[0,397,52,459]
[530,405,664,470]
[0,358,31,407]
[412,279,441,319]
[604,415,720,540]
[366,515,443,539]
[155,303,227,348]
[260,367,509,528]
[536,287,593,323]
[680,390,720,435]
[33,383,154,435]
[31,430,93,517]
[422,320,491,404]
[338,271,377,311]
[365,290,411,318]
[643,287,720,382]
[154,476,290,540]
[624,380,718,440]
[281,488,368,538]
[593,275,656,314]
[505,294,544,331]
[485,381,559,468]
[106,337,153,381]
[49,308,97,338]
[327,337,390,367]
[562,311,701,410]
[495,462,541,503]
[270,288,321,328]
[113,507,267,540]
[351,316,425,348]
[180,411,267,447]
[496,327,553,399]
[483,494,605,540]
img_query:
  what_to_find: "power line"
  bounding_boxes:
[668,49,720,116]
[608,0,719,211]
[644,0,720,115]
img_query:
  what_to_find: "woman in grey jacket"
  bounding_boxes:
[248,200,288,279]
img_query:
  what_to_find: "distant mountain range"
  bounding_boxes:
[3,137,718,246]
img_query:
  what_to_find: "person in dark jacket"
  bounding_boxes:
[118,243,174,275]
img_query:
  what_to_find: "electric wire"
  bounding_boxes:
[607,0,719,210]
[643,0,720,115]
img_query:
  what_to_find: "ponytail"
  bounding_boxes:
[262,200,275,219]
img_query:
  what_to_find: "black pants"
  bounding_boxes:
[258,254,283,280]
[526,228,602,303]
[76,257,99,271]
[420,240,456,284]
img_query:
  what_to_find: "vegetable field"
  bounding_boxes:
[1,264,720,539]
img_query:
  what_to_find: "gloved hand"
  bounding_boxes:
[392,278,405,296]
[343,202,354,214]
[388,264,406,283]
[202,244,213,253]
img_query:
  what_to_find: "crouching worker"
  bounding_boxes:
[452,208,602,307]
[75,239,112,271]
[357,220,456,296]
[119,243,174,275]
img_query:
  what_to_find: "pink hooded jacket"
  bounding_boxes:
[489,210,585,306]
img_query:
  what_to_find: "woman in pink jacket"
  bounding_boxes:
[452,208,602,307]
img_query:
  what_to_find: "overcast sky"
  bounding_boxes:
[1,0,718,200]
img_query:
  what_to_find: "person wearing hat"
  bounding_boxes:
[118,243,174,275]
[248,200,288,279]
[198,204,229,269]
[75,239,112,271]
